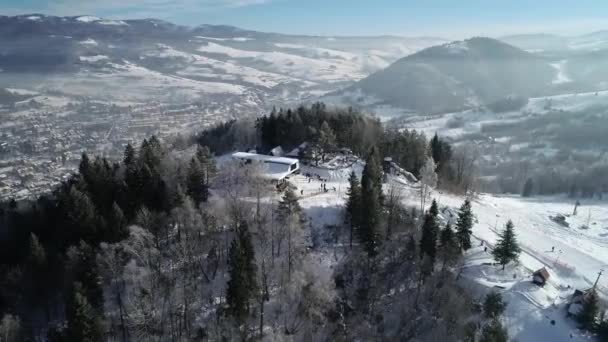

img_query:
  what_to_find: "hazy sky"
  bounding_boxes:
[3,0,608,38]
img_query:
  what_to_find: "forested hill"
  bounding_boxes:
[0,103,492,341]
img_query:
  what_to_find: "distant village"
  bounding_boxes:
[0,98,239,200]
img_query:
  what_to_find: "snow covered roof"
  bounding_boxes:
[232,152,298,166]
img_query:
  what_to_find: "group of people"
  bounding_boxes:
[302,172,337,194]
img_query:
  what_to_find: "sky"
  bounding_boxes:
[3,0,608,38]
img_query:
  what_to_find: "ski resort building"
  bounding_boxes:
[232,152,300,181]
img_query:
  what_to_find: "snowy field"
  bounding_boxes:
[282,164,608,341]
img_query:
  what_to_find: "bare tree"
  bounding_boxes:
[419,157,438,212]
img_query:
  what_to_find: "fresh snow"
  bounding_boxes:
[79,38,98,46]
[76,16,101,23]
[279,163,608,341]
[79,55,109,63]
[550,60,572,84]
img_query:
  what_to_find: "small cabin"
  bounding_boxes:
[532,267,550,286]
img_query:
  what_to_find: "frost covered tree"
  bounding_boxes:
[455,199,474,251]
[0,314,21,342]
[345,171,361,249]
[318,121,337,163]
[492,220,521,270]
[419,157,438,212]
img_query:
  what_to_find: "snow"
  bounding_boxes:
[97,20,128,26]
[79,38,98,46]
[445,41,469,54]
[195,36,253,42]
[280,163,608,341]
[76,16,101,23]
[79,55,109,63]
[26,16,41,21]
[197,42,366,82]
[550,60,572,84]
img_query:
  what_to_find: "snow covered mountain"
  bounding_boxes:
[325,38,557,115]
[0,14,445,109]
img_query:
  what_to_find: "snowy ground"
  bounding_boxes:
[284,164,608,341]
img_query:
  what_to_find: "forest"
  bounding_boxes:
[0,103,530,341]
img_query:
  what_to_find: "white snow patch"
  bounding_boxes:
[97,20,128,26]
[79,38,98,46]
[550,60,572,84]
[76,16,101,23]
[79,55,109,63]
[26,16,42,21]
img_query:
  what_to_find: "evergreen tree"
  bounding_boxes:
[345,171,361,249]
[226,221,257,321]
[186,157,207,205]
[439,223,455,248]
[419,200,440,263]
[480,318,508,342]
[79,152,91,182]
[123,143,136,167]
[483,292,507,319]
[522,178,534,197]
[455,199,473,251]
[578,289,599,331]
[65,283,102,342]
[492,220,521,270]
[195,145,217,190]
[277,189,304,279]
[358,148,382,257]
[430,133,452,174]
[107,202,127,242]
[28,233,46,270]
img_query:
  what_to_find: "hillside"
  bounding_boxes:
[327,37,557,114]
[0,14,445,106]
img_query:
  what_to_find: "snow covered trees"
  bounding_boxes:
[419,157,438,212]
[492,220,521,270]
[455,199,474,251]
[358,148,383,257]
[226,221,258,322]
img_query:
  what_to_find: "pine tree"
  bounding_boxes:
[195,145,217,190]
[226,221,257,322]
[358,148,382,257]
[480,318,508,342]
[439,223,455,248]
[492,220,521,270]
[65,283,102,342]
[345,171,361,249]
[123,143,136,167]
[483,291,507,319]
[28,233,46,270]
[522,178,534,197]
[455,199,473,251]
[419,200,439,263]
[578,289,599,331]
[277,189,304,279]
[186,157,207,205]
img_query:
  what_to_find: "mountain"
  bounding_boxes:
[326,37,558,114]
[0,14,445,109]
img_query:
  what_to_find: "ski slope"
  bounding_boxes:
[287,166,608,341]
